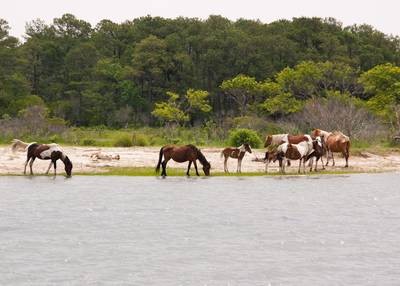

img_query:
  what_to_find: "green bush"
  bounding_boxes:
[113,135,133,147]
[228,128,262,148]
[132,133,150,146]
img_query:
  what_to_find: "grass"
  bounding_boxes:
[74,166,374,177]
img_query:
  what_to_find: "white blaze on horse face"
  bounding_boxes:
[39,144,65,160]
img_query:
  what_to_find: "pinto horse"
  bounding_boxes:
[311,129,350,167]
[264,133,311,169]
[156,144,211,176]
[305,136,325,171]
[11,139,73,177]
[221,143,252,173]
[275,135,314,173]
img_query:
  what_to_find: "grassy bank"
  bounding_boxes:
[75,166,371,177]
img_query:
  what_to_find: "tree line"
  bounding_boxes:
[1,14,400,133]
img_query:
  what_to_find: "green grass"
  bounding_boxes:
[74,166,374,177]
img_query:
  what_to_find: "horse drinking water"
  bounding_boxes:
[221,143,252,173]
[11,139,73,177]
[155,144,211,176]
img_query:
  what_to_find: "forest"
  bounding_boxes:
[1,14,400,146]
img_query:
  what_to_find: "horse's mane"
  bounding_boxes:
[187,144,209,166]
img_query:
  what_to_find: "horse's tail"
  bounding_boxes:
[155,146,164,173]
[11,139,32,153]
[345,140,351,156]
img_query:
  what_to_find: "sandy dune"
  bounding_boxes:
[1,145,400,175]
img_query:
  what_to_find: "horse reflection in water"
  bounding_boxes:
[156,144,211,176]
[11,139,73,177]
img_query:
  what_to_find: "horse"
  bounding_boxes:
[305,136,325,171]
[264,133,311,148]
[221,143,252,173]
[11,139,73,177]
[264,133,311,169]
[311,129,350,167]
[155,144,211,176]
[263,150,279,173]
[275,135,314,173]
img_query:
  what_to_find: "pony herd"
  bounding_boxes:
[10,128,350,177]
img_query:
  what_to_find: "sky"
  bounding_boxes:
[2,0,400,38]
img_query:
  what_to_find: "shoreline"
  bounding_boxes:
[2,145,400,176]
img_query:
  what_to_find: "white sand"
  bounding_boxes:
[1,145,400,175]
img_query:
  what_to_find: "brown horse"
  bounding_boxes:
[155,144,211,176]
[11,139,73,177]
[311,129,350,167]
[221,143,252,173]
[264,134,310,148]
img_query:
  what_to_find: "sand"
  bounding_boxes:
[2,145,400,175]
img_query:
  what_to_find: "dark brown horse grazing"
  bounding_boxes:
[155,144,211,176]
[221,143,252,173]
[11,139,73,177]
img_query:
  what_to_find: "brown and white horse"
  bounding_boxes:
[155,144,211,176]
[275,135,314,173]
[221,143,252,173]
[264,133,311,171]
[11,139,73,177]
[311,129,350,167]
[305,136,325,171]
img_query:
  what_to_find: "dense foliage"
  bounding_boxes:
[1,14,400,136]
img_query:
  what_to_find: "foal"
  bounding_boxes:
[221,143,252,173]
[11,139,73,177]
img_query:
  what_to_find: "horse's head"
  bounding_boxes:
[64,156,73,177]
[264,135,272,148]
[311,129,321,138]
[244,143,252,154]
[202,161,211,176]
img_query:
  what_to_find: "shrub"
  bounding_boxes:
[132,133,150,146]
[113,135,133,147]
[228,128,262,148]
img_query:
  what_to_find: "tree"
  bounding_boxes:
[220,75,260,116]
[152,89,211,125]
[359,63,400,132]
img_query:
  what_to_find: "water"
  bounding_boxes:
[0,173,400,285]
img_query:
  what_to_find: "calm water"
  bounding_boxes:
[0,173,400,285]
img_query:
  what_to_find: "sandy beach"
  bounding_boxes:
[1,145,400,175]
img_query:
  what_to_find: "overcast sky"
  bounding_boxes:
[3,0,400,38]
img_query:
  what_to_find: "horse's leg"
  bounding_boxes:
[320,155,325,170]
[303,158,307,173]
[332,152,335,167]
[161,158,170,176]
[237,159,241,173]
[315,157,319,172]
[265,160,269,173]
[46,161,53,174]
[53,160,57,176]
[29,157,36,175]
[309,157,313,172]
[282,158,286,174]
[193,160,199,176]
[298,159,301,173]
[325,149,330,166]
[344,151,349,168]
[186,161,192,176]
[224,156,229,173]
[287,160,291,167]
[24,155,31,175]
